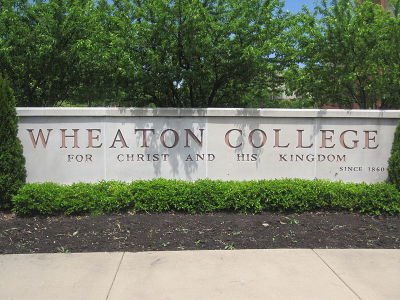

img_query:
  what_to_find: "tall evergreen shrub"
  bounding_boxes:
[0,74,26,208]
[388,121,400,189]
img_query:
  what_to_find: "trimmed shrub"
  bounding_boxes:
[388,121,400,189]
[12,179,400,216]
[0,74,26,209]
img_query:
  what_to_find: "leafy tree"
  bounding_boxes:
[0,0,294,107]
[0,0,103,106]
[0,74,26,208]
[285,0,400,109]
[99,0,294,107]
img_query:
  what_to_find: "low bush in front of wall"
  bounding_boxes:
[11,179,400,216]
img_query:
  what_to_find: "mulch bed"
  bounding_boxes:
[0,212,399,254]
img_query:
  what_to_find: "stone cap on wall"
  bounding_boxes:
[16,107,400,119]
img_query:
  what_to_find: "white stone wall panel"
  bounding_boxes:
[17,108,400,184]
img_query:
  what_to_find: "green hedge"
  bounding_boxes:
[11,179,400,216]
[388,121,400,189]
[0,74,26,208]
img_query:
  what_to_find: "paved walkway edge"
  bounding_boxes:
[0,250,398,300]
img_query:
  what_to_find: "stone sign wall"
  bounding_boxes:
[17,108,400,184]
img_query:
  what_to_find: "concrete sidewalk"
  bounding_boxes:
[0,250,399,300]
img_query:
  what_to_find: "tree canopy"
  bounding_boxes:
[0,0,293,107]
[0,0,399,108]
[286,0,400,109]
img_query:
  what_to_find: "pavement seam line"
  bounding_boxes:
[312,249,361,300]
[106,252,125,300]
